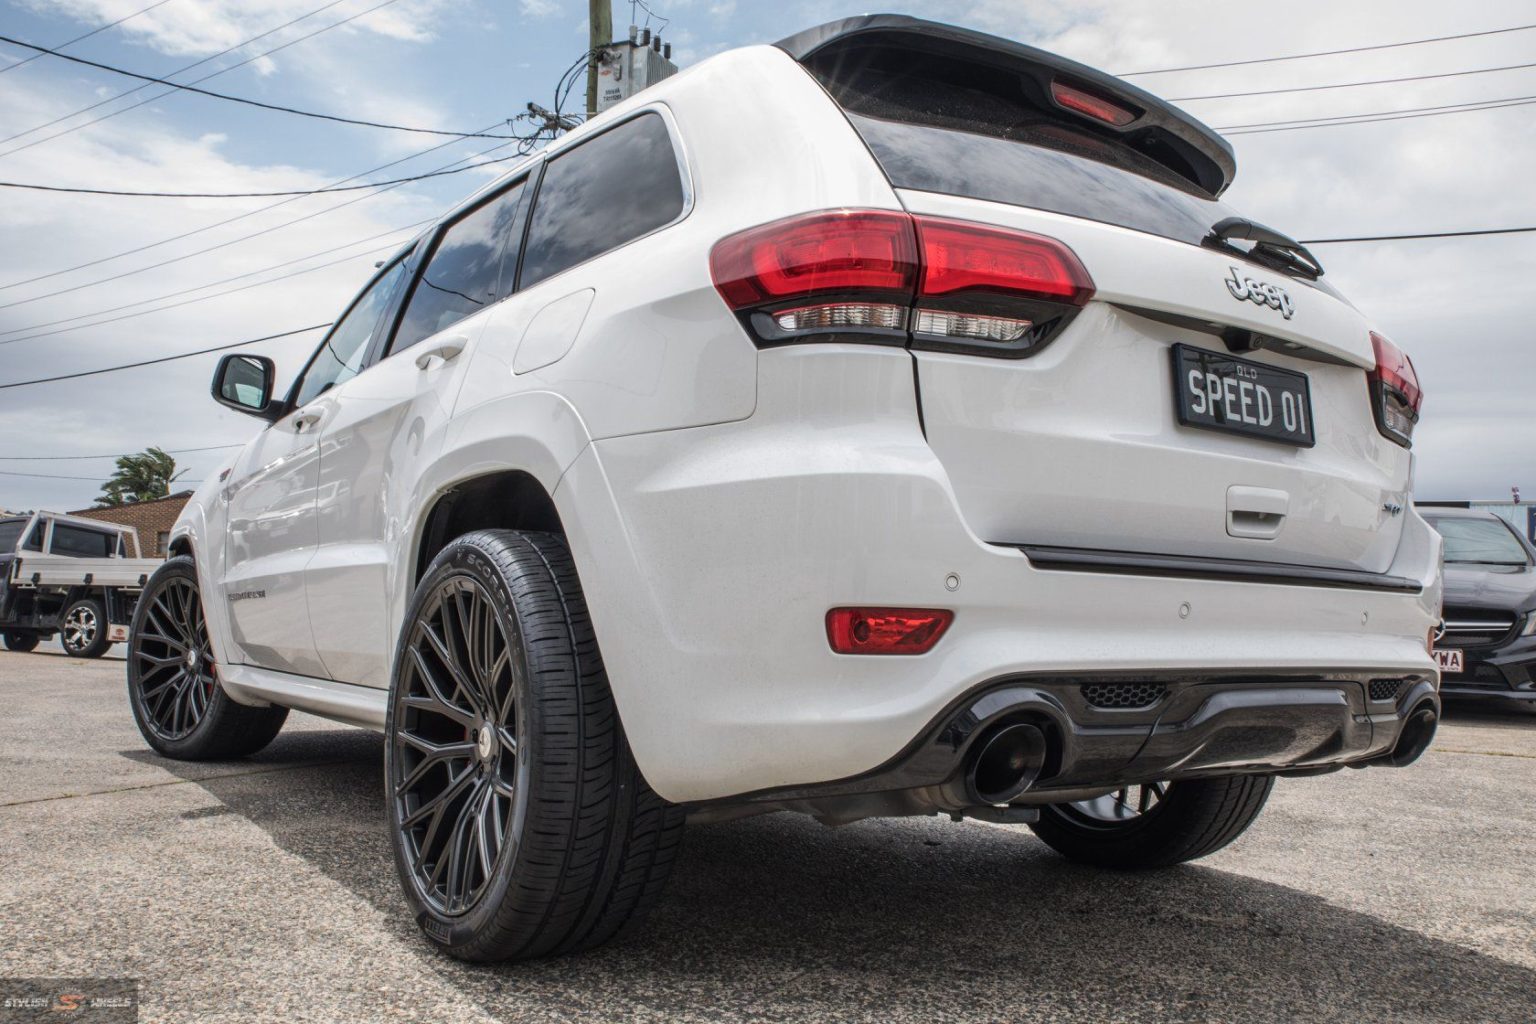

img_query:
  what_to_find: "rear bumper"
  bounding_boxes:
[556,346,1443,804]
[709,672,1441,807]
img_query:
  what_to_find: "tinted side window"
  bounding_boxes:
[392,179,527,353]
[295,259,409,408]
[520,113,685,290]
[50,524,115,557]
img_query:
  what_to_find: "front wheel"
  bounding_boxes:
[60,597,113,658]
[386,530,684,962]
[3,631,40,653]
[1029,775,1274,869]
[126,556,287,760]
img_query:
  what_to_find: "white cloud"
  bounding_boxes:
[0,71,452,510]
[20,0,456,57]
[518,0,559,18]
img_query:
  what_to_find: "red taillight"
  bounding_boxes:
[1050,79,1139,127]
[709,210,918,310]
[826,607,953,656]
[916,217,1095,306]
[1368,331,1423,448]
[710,210,1094,356]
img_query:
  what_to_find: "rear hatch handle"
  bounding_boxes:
[1205,216,1324,280]
[1227,485,1289,540]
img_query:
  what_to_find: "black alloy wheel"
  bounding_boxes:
[391,573,527,917]
[386,530,684,962]
[131,574,217,740]
[126,556,287,760]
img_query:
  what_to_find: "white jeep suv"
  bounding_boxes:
[128,15,1443,962]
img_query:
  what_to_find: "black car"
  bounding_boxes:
[1421,508,1536,703]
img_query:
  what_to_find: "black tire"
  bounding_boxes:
[60,596,113,658]
[1029,774,1274,869]
[386,529,684,962]
[126,556,287,760]
[3,632,39,653]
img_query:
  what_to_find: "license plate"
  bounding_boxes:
[1434,648,1464,673]
[1172,344,1315,447]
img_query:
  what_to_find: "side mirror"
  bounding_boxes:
[211,354,284,421]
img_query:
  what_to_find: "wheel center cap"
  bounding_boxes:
[185,650,199,671]
[475,725,495,761]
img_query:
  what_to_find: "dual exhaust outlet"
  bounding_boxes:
[958,698,1440,808]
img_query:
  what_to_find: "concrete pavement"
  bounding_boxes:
[2,645,1533,1023]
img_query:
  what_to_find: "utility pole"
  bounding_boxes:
[587,0,612,119]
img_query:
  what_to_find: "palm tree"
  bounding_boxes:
[95,447,184,507]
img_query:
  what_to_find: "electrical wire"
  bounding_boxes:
[0,325,330,390]
[0,241,399,347]
[0,33,519,140]
[1300,226,1536,244]
[0,150,532,199]
[0,219,430,340]
[1118,23,1536,76]
[0,444,241,461]
[1217,93,1536,134]
[1169,60,1536,102]
[0,135,521,312]
[0,0,177,76]
[1,469,143,480]
[0,0,357,151]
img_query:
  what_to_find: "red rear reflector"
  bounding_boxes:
[1051,79,1138,127]
[916,217,1095,306]
[710,210,919,310]
[826,607,953,655]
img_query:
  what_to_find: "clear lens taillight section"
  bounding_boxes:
[825,607,954,655]
[710,209,1095,356]
[1368,331,1423,448]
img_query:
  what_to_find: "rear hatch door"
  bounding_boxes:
[784,17,1412,574]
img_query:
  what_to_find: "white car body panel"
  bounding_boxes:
[166,40,1442,805]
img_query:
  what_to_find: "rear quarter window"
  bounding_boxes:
[519,112,686,290]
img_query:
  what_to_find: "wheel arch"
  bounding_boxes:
[413,470,567,589]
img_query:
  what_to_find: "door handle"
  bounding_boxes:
[292,411,322,433]
[415,335,468,369]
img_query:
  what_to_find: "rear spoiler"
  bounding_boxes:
[775,15,1236,197]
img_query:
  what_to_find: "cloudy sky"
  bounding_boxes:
[0,0,1532,511]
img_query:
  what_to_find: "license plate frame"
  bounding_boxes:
[1171,344,1316,448]
[1434,648,1464,674]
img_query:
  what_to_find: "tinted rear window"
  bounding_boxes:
[0,520,24,551]
[851,113,1234,247]
[809,49,1237,247]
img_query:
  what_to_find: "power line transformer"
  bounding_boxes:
[595,26,678,114]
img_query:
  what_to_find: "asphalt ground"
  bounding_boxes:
[2,641,1534,1023]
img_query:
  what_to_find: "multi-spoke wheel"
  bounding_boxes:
[60,597,112,658]
[1030,775,1275,869]
[386,529,684,962]
[392,575,527,917]
[131,575,217,740]
[126,556,287,760]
